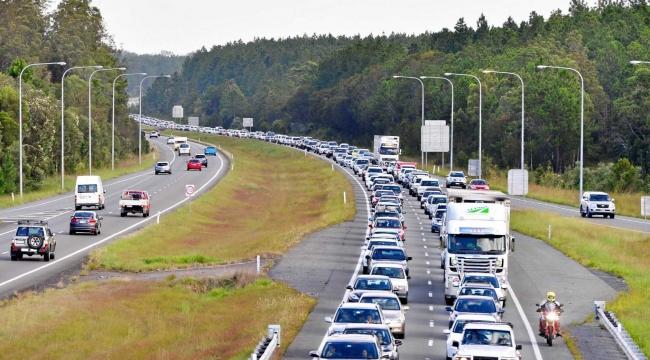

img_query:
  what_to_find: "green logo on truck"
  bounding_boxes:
[467,206,489,215]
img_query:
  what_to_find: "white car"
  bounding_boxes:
[359,292,408,339]
[370,263,409,303]
[327,324,401,360]
[415,178,440,200]
[446,171,467,189]
[445,295,503,328]
[451,322,522,360]
[459,273,508,308]
[425,195,448,217]
[444,314,497,360]
[310,333,388,359]
[178,143,191,156]
[580,191,615,218]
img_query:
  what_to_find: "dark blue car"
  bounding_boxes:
[204,146,217,156]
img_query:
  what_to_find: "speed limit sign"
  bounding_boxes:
[185,184,196,197]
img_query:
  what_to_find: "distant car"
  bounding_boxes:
[166,137,175,144]
[154,161,171,175]
[187,159,202,171]
[149,131,159,138]
[194,154,208,167]
[327,324,401,360]
[445,295,503,328]
[309,333,386,360]
[69,211,102,235]
[178,143,191,156]
[370,263,409,304]
[580,191,615,218]
[325,302,386,326]
[204,146,217,156]
[10,220,56,261]
[446,171,467,189]
[431,208,446,233]
[468,178,490,190]
[346,275,393,303]
[119,190,151,217]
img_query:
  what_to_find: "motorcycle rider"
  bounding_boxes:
[537,291,563,335]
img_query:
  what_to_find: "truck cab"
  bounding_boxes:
[441,190,514,305]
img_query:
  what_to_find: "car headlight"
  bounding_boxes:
[496,258,504,267]
[450,257,457,266]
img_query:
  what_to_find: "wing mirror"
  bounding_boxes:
[309,351,320,357]
[394,339,403,346]
[443,329,451,335]
[511,237,516,252]
[324,316,333,323]
[407,256,413,261]
[445,306,453,312]
[346,285,353,290]
[452,341,459,348]
[516,345,523,350]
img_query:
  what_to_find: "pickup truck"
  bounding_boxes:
[119,190,151,217]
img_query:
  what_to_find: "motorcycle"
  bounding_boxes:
[536,302,563,346]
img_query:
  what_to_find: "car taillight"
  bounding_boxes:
[89,219,97,224]
[70,217,78,223]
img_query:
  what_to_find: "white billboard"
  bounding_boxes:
[508,169,529,196]
[172,105,183,119]
[468,159,480,177]
[421,120,449,152]
[642,196,650,217]
[243,117,254,128]
[188,117,199,126]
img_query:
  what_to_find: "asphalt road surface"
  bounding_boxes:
[0,136,229,298]
[276,151,620,360]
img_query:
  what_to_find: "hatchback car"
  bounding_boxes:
[310,333,387,359]
[328,324,401,360]
[69,211,102,235]
[468,178,490,190]
[370,263,409,303]
[154,161,171,175]
[346,275,393,302]
[326,302,386,326]
[359,293,408,338]
[204,146,217,156]
[187,159,202,171]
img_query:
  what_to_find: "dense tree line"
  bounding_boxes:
[119,51,185,96]
[0,0,142,194]
[143,0,650,191]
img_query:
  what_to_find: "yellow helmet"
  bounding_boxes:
[547,291,556,301]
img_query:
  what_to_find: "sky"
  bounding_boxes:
[53,0,593,55]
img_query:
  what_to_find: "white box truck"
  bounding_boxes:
[373,135,400,165]
[74,176,105,210]
[440,189,514,305]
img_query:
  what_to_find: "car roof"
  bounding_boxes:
[330,323,391,332]
[370,262,405,269]
[359,292,400,301]
[371,246,404,251]
[454,314,499,322]
[464,322,513,331]
[586,191,608,195]
[455,295,497,302]
[461,282,496,289]
[323,333,379,343]
[338,302,382,310]
[355,275,391,281]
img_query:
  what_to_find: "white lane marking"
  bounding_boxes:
[1,251,7,255]
[0,149,227,291]
[428,280,432,286]
[426,269,430,275]
[424,245,427,249]
[425,252,428,257]
[428,291,432,297]
[429,305,434,311]
[0,229,14,236]
[427,339,433,347]
[426,261,430,265]
[429,320,434,328]
[509,286,543,360]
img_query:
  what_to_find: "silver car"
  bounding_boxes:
[359,292,408,339]
[154,161,171,175]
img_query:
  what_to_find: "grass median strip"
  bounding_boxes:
[0,276,314,359]
[511,210,650,355]
[89,136,355,271]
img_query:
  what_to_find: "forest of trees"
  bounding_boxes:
[143,0,650,191]
[0,0,142,194]
[119,51,185,96]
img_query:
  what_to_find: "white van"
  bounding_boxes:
[178,143,191,156]
[75,176,105,210]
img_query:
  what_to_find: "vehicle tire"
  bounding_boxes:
[446,357,452,360]
[27,236,44,250]
[43,251,50,262]
[69,229,75,235]
[155,171,159,175]
[546,333,553,346]
[10,253,17,261]
[580,206,586,217]
[587,210,593,218]
[396,333,404,340]
[445,297,454,306]
[120,211,126,217]
[402,296,408,305]
[502,298,507,308]
[429,214,433,220]
[610,214,615,219]
[17,253,23,260]
[51,252,55,259]
[75,205,81,210]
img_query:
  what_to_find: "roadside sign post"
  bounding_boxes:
[508,169,529,196]
[641,196,650,220]
[172,105,183,124]
[185,184,195,214]
[243,117,254,132]
[188,117,199,127]
[421,120,449,172]
[467,159,479,177]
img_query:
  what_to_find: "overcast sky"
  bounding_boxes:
[56,0,593,55]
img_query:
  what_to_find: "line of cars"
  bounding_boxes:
[161,134,218,172]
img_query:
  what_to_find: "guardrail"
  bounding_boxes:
[250,325,281,360]
[594,301,647,360]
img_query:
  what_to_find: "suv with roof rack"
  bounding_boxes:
[10,220,57,261]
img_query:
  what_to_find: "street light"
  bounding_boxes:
[18,61,66,197]
[482,70,525,170]
[420,76,454,170]
[139,75,171,164]
[88,67,125,175]
[629,60,648,65]
[445,72,483,177]
[392,75,425,167]
[60,65,103,190]
[112,72,147,171]
[536,64,584,201]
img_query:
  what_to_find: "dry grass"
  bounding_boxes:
[0,149,159,209]
[511,210,650,355]
[89,135,355,271]
[0,277,315,359]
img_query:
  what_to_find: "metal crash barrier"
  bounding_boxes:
[594,301,646,360]
[251,325,281,360]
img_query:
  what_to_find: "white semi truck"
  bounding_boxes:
[373,135,400,165]
[440,189,515,305]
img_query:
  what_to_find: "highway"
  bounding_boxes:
[275,149,620,360]
[0,136,229,298]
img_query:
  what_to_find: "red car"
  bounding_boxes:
[468,179,490,190]
[187,159,203,171]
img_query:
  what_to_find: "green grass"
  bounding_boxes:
[89,135,356,271]
[511,210,650,355]
[0,149,159,209]
[0,276,315,359]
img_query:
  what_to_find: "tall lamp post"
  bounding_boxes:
[88,67,126,175]
[445,72,483,178]
[537,65,584,201]
[61,65,103,190]
[19,61,67,197]
[421,76,454,170]
[482,70,525,170]
[112,72,147,170]
[139,74,171,164]
[392,75,425,167]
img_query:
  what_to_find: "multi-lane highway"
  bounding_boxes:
[275,148,621,360]
[0,136,229,298]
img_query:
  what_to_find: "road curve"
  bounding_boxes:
[0,136,229,298]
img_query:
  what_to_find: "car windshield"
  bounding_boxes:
[368,168,382,173]
[16,227,45,237]
[156,162,169,166]
[448,235,506,254]
[73,212,94,218]
[454,298,497,313]
[375,190,393,197]
[190,159,200,163]
[354,278,391,290]
[334,308,382,324]
[195,155,205,158]
[372,249,406,261]
[382,185,401,194]
[361,296,401,311]
[459,287,498,300]
[343,329,391,346]
[371,266,405,279]
[435,210,446,219]
[462,275,500,288]
[421,180,438,186]
[450,172,465,177]
[589,194,610,201]
[375,219,401,228]
[367,240,397,249]
[462,329,512,347]
[471,179,487,185]
[77,184,97,193]
[374,212,400,220]
[356,160,369,165]
[321,341,379,359]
